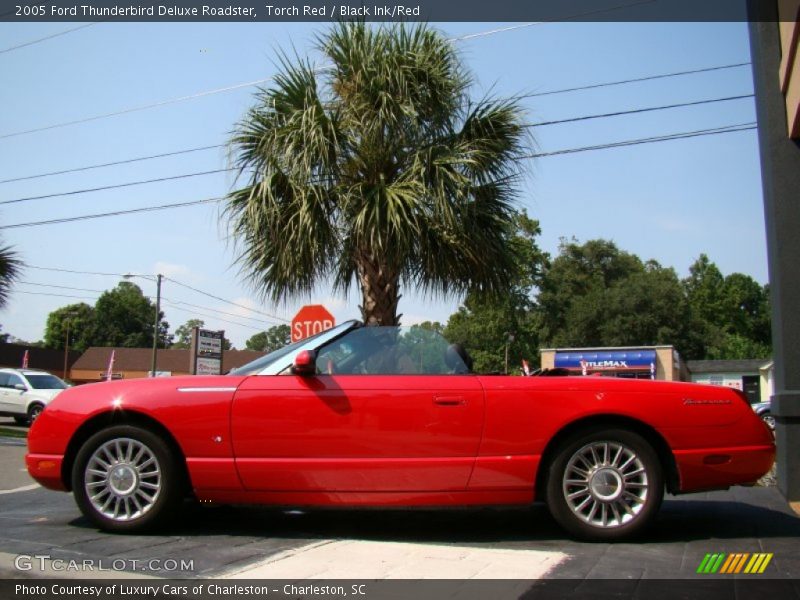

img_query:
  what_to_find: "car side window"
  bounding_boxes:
[6,374,24,389]
[0,374,8,388]
[313,327,463,375]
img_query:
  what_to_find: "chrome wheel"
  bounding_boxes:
[762,413,775,431]
[28,404,43,423]
[84,438,162,522]
[562,441,649,529]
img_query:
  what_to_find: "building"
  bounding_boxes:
[687,359,774,405]
[0,342,80,379]
[539,345,687,381]
[69,347,265,384]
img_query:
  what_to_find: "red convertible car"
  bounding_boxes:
[26,321,774,540]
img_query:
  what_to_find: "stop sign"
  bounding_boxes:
[291,304,336,342]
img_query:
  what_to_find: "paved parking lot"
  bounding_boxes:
[2,428,800,583]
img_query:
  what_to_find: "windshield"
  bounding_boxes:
[230,320,360,375]
[25,374,68,390]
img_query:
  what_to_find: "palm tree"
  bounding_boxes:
[226,22,530,325]
[0,242,21,309]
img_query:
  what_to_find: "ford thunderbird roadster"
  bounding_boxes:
[26,321,774,540]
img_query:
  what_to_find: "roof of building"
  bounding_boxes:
[72,347,265,374]
[686,359,772,374]
[0,342,80,373]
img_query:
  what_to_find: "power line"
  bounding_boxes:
[14,290,99,301]
[166,299,281,326]
[0,168,233,206]
[515,61,751,101]
[1,94,753,205]
[0,63,752,185]
[20,272,288,325]
[0,22,99,55]
[163,302,265,331]
[26,265,129,277]
[0,144,225,185]
[0,197,220,230]
[163,276,291,323]
[526,93,753,128]
[1,122,757,231]
[0,11,737,141]
[14,289,272,331]
[526,122,756,158]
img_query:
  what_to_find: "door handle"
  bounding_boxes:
[433,396,466,406]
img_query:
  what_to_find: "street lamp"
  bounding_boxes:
[123,273,163,377]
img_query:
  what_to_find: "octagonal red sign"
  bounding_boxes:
[291,304,336,342]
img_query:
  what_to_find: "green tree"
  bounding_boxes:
[683,255,771,359]
[0,243,22,309]
[172,319,205,349]
[226,22,530,326]
[91,282,172,349]
[171,319,233,350]
[444,211,546,373]
[43,303,96,353]
[0,325,10,344]
[536,239,644,348]
[245,324,291,352]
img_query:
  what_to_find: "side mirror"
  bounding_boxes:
[14,383,26,391]
[291,350,317,376]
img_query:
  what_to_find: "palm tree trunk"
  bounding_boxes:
[357,252,401,326]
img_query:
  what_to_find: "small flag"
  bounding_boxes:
[21,350,29,369]
[522,359,531,376]
[106,350,116,382]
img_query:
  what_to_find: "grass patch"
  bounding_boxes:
[0,427,27,439]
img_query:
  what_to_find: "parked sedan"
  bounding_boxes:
[0,368,69,425]
[26,322,774,540]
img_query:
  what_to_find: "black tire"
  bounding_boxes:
[26,403,44,425]
[72,425,183,533]
[13,416,29,426]
[545,428,664,541]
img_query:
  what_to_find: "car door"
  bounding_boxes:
[230,328,485,493]
[0,374,26,415]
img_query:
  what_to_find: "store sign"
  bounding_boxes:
[191,328,225,375]
[555,350,657,371]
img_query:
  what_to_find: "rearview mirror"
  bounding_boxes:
[291,350,317,376]
[14,383,26,391]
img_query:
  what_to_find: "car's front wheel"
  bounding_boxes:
[72,425,183,532]
[545,428,664,541]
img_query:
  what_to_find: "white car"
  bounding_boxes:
[0,368,69,425]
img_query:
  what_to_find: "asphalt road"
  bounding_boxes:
[2,431,800,583]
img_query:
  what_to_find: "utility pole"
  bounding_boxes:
[63,318,71,380]
[151,274,162,378]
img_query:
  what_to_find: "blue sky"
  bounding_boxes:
[0,20,764,349]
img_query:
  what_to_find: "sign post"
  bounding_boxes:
[291,305,335,342]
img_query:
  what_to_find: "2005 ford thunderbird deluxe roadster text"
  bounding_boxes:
[26,321,774,540]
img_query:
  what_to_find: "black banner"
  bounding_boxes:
[0,0,773,23]
[3,579,800,600]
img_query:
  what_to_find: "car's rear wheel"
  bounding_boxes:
[72,425,182,532]
[26,403,44,425]
[545,428,663,541]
